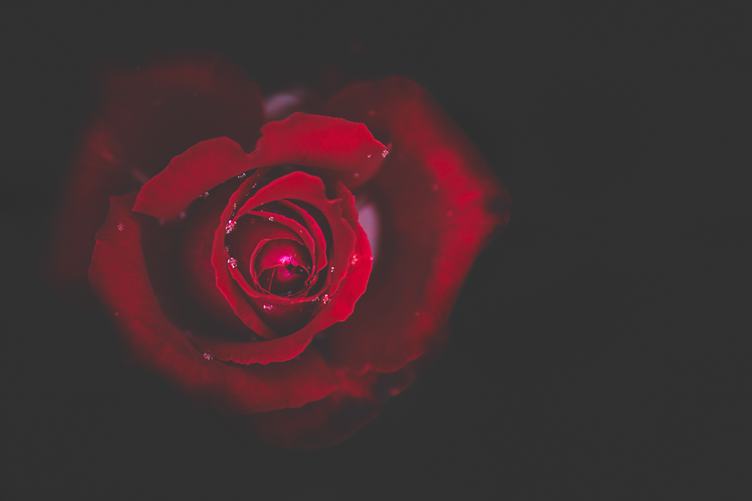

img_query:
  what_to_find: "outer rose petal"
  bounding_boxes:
[133,137,250,220]
[52,55,263,282]
[245,112,388,187]
[252,394,381,449]
[128,113,389,226]
[252,363,417,448]
[325,77,511,373]
[89,194,347,413]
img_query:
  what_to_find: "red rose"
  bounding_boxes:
[53,55,510,448]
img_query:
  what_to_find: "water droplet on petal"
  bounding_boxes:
[267,216,275,222]
[200,191,210,199]
[227,257,238,269]
[116,223,125,232]
[262,303,273,311]
[381,149,389,158]
[320,294,331,305]
[329,265,336,273]
[351,254,359,265]
[202,352,214,361]
[237,172,247,179]
[225,219,236,234]
[367,153,373,159]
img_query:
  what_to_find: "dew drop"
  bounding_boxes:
[320,294,331,305]
[329,265,336,273]
[367,153,373,159]
[381,149,389,158]
[116,223,125,232]
[262,303,274,311]
[237,172,247,179]
[225,219,236,234]
[227,257,238,269]
[267,216,275,222]
[200,191,210,199]
[202,352,214,361]
[350,254,359,265]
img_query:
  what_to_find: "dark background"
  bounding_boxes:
[4,2,750,499]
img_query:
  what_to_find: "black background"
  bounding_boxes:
[4,2,751,499]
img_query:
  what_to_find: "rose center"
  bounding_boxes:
[253,240,311,296]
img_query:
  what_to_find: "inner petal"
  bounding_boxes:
[254,239,311,296]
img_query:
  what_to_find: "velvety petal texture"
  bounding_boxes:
[324,77,511,374]
[53,55,264,282]
[62,57,509,448]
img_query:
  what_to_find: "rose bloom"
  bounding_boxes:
[53,55,510,448]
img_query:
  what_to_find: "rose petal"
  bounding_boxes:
[252,363,417,448]
[198,172,371,365]
[131,112,387,223]
[208,177,315,339]
[133,137,250,221]
[276,200,328,275]
[233,171,358,297]
[210,183,279,339]
[141,184,254,342]
[253,394,381,449]
[244,112,388,187]
[324,77,510,373]
[52,55,263,282]
[89,194,345,413]
[228,215,311,299]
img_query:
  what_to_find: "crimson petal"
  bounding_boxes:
[133,137,250,221]
[324,77,510,373]
[252,363,417,448]
[199,172,371,366]
[244,112,388,187]
[53,55,263,282]
[89,194,346,413]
